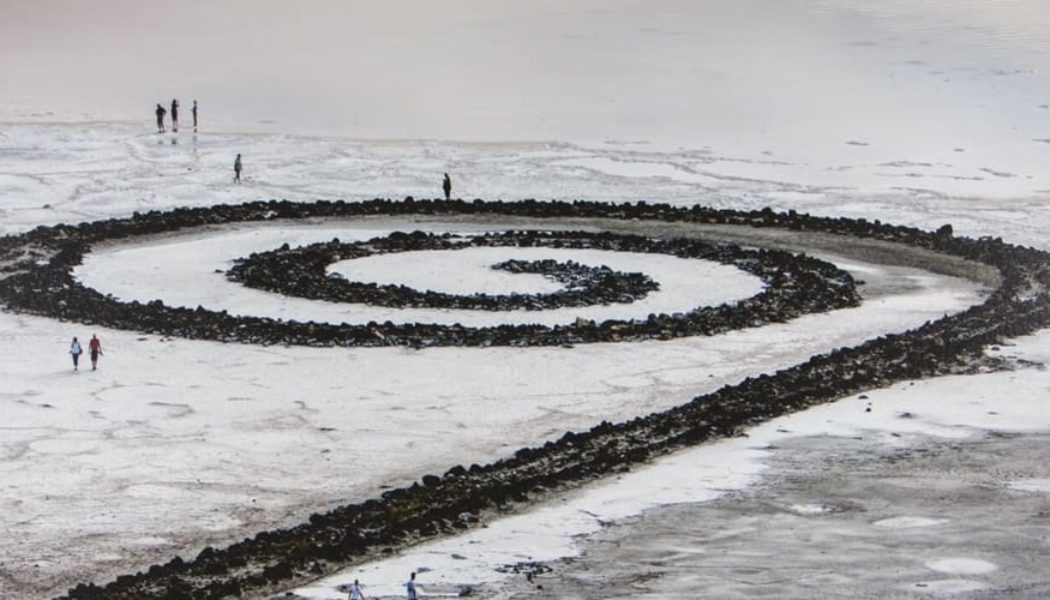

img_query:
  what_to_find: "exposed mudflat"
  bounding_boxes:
[489,430,1050,599]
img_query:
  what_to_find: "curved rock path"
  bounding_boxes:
[1,199,1042,600]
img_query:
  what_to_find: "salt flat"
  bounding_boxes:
[3,1,1050,597]
[0,123,1040,599]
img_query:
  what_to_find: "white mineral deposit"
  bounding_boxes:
[2,1,1049,599]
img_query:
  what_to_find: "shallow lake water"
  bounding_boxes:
[3,0,1049,156]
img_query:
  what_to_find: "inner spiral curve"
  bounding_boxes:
[227,231,661,311]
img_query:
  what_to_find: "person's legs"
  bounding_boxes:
[72,354,79,370]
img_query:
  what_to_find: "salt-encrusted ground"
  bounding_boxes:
[297,334,1050,599]
[0,122,1043,599]
[490,367,1050,599]
[3,2,1050,598]
[0,202,983,597]
[0,121,1044,599]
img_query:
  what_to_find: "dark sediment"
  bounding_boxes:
[1,198,1043,600]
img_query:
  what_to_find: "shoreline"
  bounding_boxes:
[493,421,1050,598]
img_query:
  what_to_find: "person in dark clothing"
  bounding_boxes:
[155,103,167,133]
[192,100,198,131]
[442,173,451,200]
[88,334,103,371]
[234,153,242,183]
[171,99,179,132]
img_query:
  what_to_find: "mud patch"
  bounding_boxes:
[504,433,1050,598]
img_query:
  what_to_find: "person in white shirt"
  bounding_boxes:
[348,578,365,600]
[69,337,83,371]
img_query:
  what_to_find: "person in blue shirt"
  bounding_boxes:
[406,571,421,599]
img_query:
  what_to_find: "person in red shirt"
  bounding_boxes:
[88,334,103,371]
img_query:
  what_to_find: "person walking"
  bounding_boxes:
[347,578,365,600]
[88,334,103,371]
[69,337,83,371]
[155,103,167,133]
[234,153,242,183]
[171,98,179,132]
[442,173,451,200]
[406,572,421,600]
[192,100,198,131]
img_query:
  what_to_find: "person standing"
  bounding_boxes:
[155,103,167,133]
[347,578,365,600]
[406,572,420,600]
[442,173,451,200]
[234,153,242,183]
[69,337,83,371]
[88,334,103,371]
[171,98,179,132]
[192,100,198,131]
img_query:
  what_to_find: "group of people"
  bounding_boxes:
[151,102,456,194]
[152,101,243,183]
[69,334,103,371]
[345,571,422,600]
[155,98,198,133]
